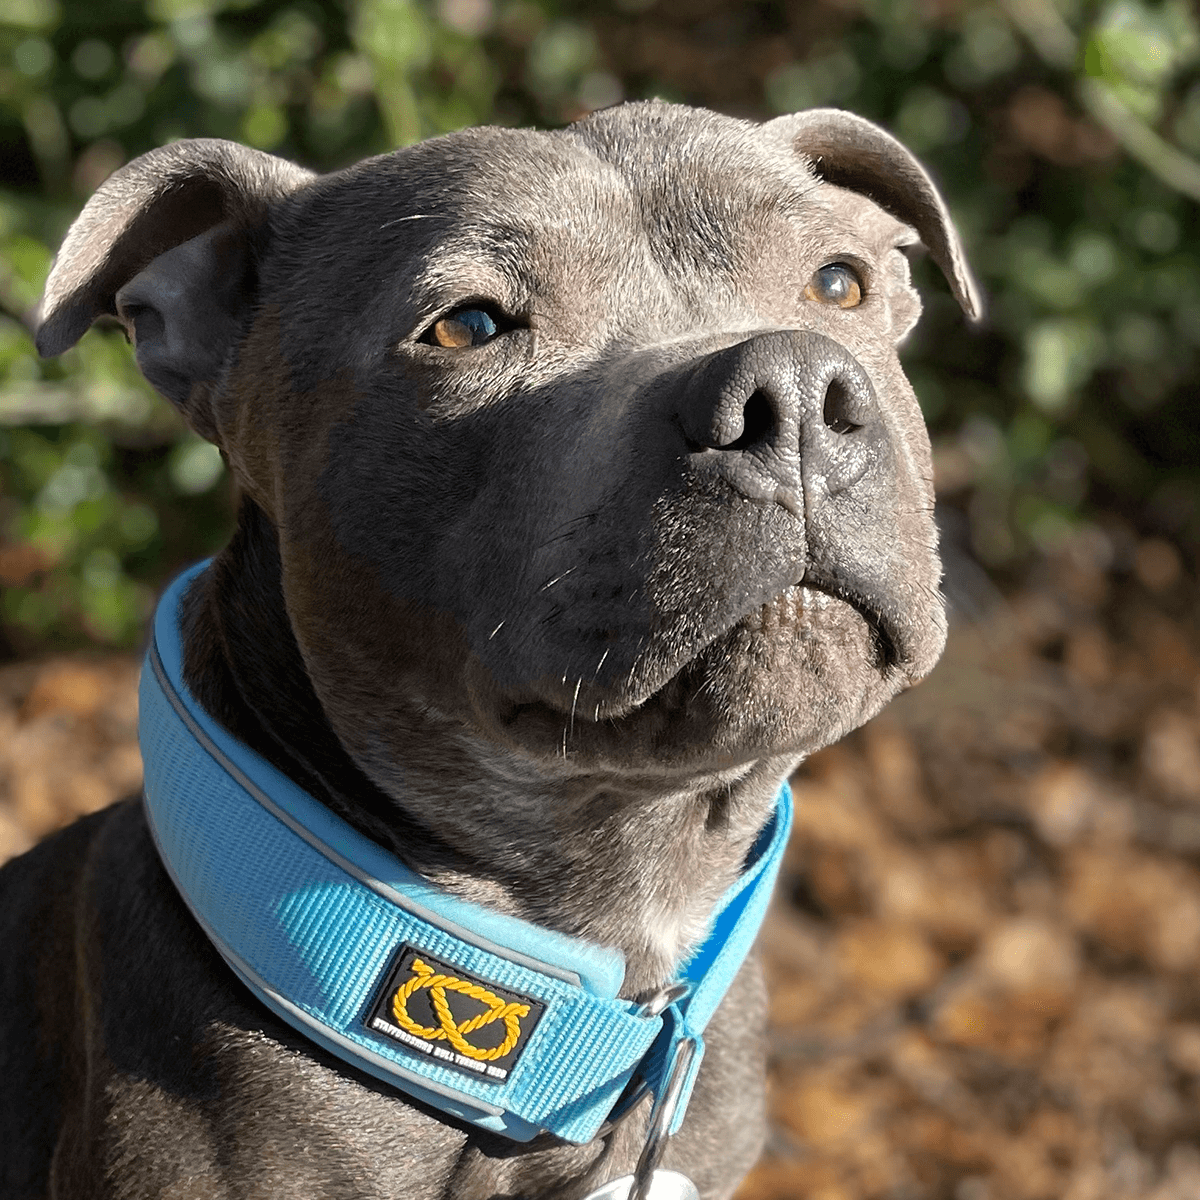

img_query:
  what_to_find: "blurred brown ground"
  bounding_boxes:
[0,531,1196,1200]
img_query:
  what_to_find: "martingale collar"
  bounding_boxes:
[138,562,793,1146]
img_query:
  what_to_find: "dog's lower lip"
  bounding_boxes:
[598,579,901,720]
[583,581,901,720]
[739,580,900,671]
[740,584,830,631]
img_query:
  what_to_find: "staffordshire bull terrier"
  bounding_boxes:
[4,100,977,1200]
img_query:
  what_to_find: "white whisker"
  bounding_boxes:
[539,566,578,593]
[378,213,437,229]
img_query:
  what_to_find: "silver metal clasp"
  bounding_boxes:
[582,1037,700,1200]
[638,981,689,1020]
[628,1036,698,1200]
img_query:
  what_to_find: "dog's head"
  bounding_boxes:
[37,102,977,786]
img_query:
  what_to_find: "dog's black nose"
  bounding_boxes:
[678,330,881,503]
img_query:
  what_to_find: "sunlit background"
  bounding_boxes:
[2,4,1200,1198]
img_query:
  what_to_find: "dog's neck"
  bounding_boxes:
[181,500,790,996]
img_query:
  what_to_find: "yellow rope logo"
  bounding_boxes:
[390,957,531,1062]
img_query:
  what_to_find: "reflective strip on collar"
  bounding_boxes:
[138,561,793,1144]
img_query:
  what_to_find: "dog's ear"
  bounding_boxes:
[767,109,982,321]
[36,139,314,440]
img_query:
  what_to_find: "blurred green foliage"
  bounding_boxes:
[0,0,1197,652]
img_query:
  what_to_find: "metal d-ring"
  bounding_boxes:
[638,981,690,1020]
[628,1036,698,1200]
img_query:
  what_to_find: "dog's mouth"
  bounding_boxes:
[655,572,903,702]
[494,569,908,736]
[781,572,900,672]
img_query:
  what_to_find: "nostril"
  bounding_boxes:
[723,388,775,451]
[822,377,863,436]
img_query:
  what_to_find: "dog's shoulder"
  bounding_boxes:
[0,804,138,1194]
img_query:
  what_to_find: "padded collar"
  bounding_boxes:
[139,562,792,1144]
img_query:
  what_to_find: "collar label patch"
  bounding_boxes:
[366,945,545,1083]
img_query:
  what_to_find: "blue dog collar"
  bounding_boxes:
[138,562,793,1145]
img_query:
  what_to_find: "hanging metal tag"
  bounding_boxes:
[583,1037,700,1200]
[581,1169,700,1200]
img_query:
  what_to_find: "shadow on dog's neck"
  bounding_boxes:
[180,498,787,996]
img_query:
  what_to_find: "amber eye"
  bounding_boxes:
[426,307,501,348]
[804,263,863,309]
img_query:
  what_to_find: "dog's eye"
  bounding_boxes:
[427,308,500,348]
[804,263,863,309]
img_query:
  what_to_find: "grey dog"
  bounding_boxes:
[3,101,977,1199]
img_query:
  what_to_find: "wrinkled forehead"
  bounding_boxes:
[415,158,816,307]
[415,109,822,230]
[279,116,824,293]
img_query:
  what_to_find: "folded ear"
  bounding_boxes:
[766,109,982,321]
[36,139,314,439]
